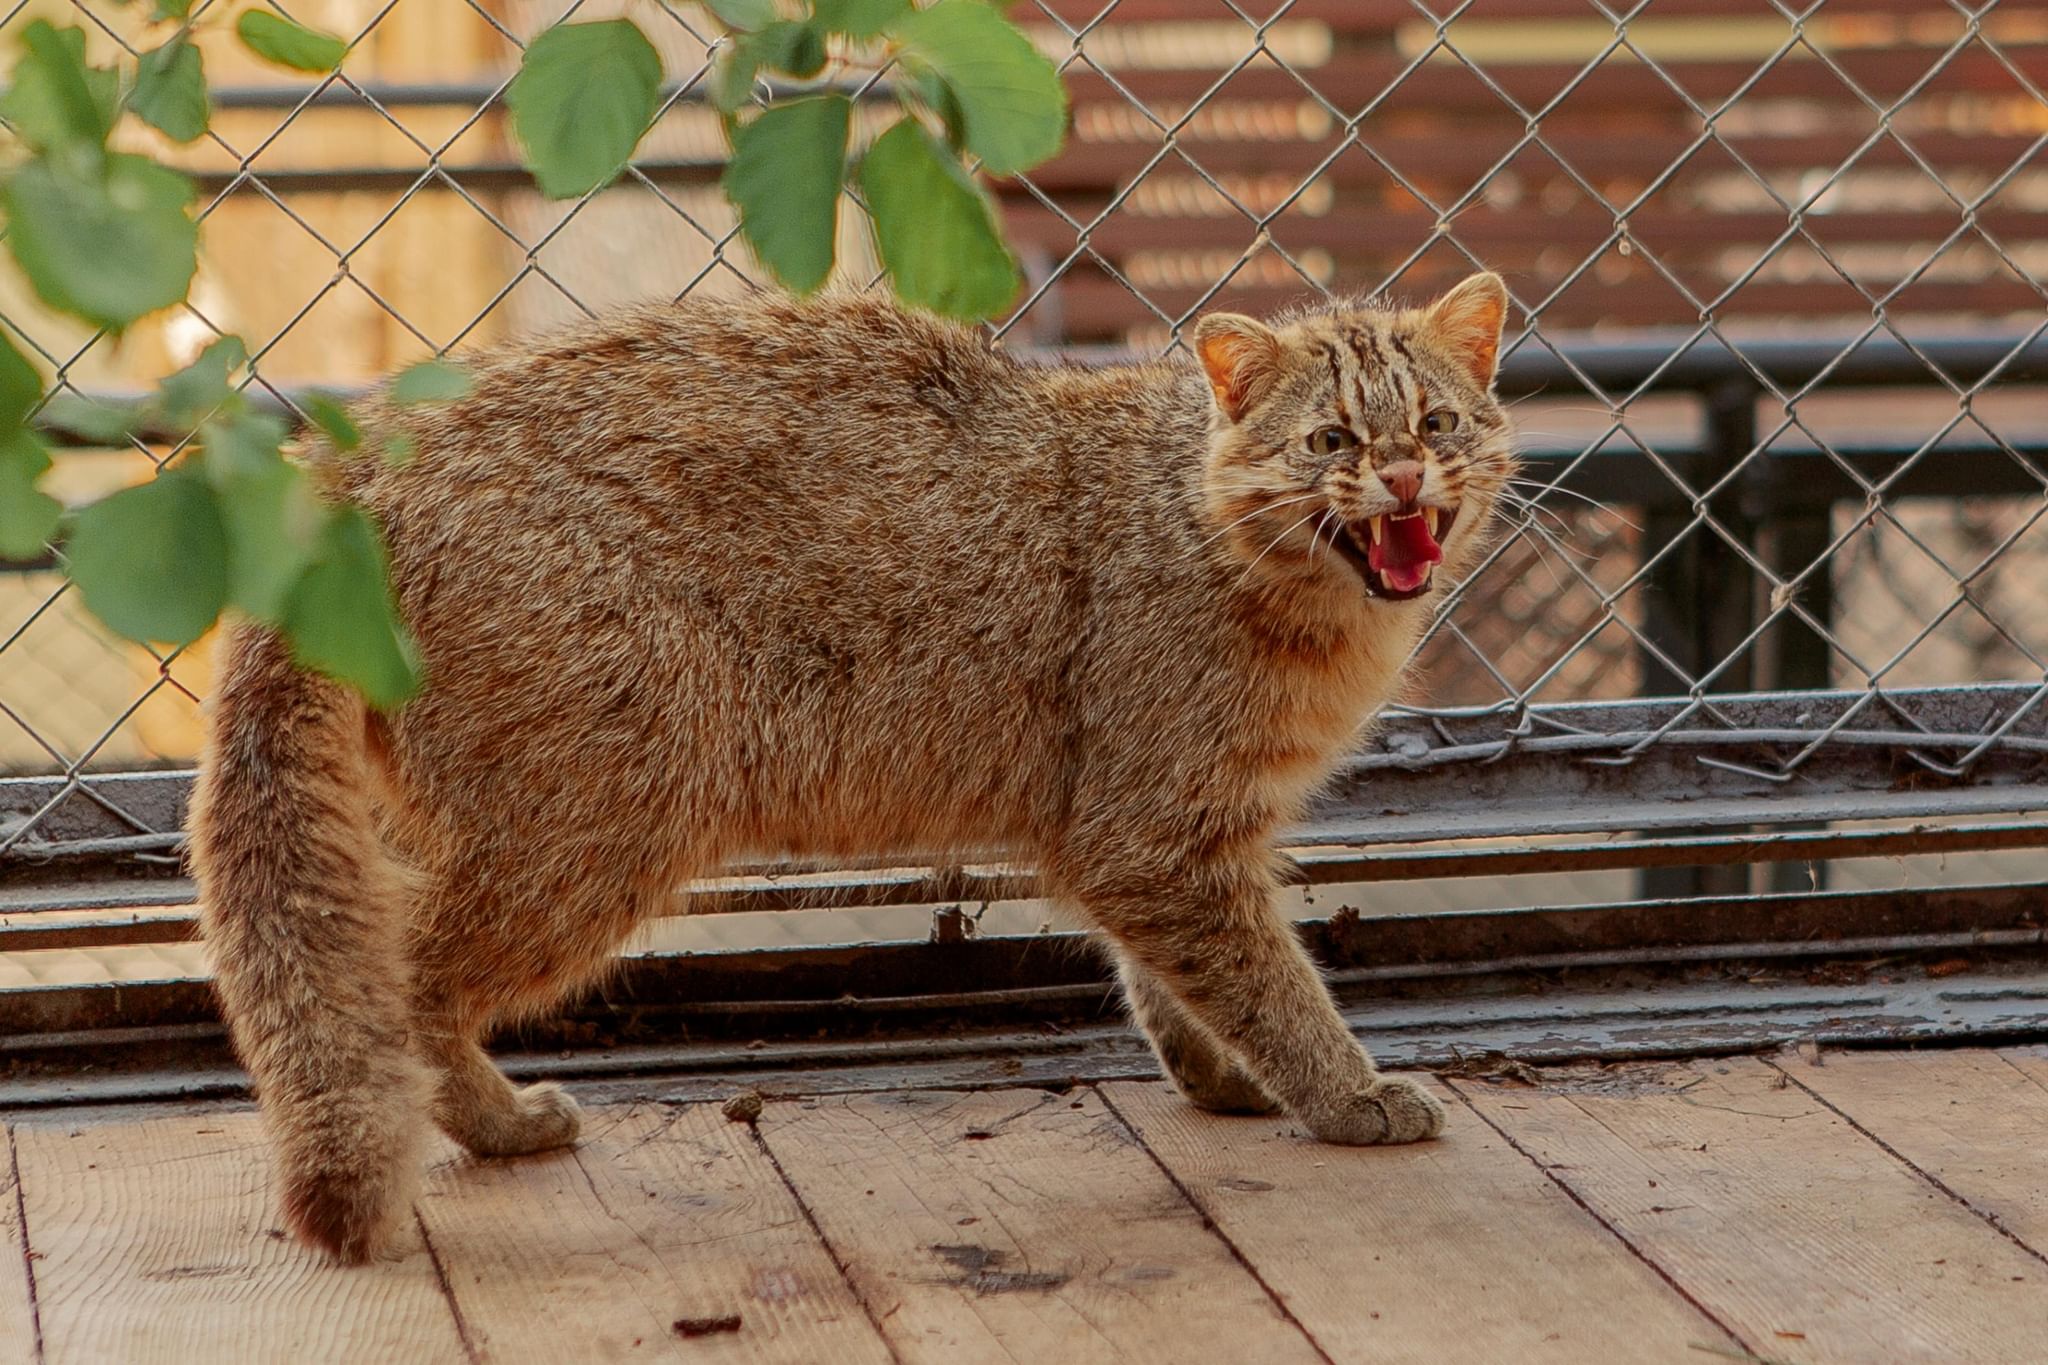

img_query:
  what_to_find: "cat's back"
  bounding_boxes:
[336,290,1015,507]
[328,293,1078,625]
[319,294,1193,836]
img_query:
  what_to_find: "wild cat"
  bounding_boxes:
[189,273,1515,1262]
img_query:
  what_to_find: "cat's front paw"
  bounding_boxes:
[1302,1075,1445,1145]
[513,1081,585,1150]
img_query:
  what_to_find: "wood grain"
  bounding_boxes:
[3,1126,39,1365]
[1776,1047,2048,1259]
[758,1086,1321,1365]
[11,1111,468,1364]
[2001,1046,2048,1105]
[1102,1078,1732,1363]
[1457,1056,2048,1364]
[416,1102,891,1364]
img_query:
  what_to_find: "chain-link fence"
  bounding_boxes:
[4,1,2047,928]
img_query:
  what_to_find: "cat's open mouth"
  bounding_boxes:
[1330,504,1458,601]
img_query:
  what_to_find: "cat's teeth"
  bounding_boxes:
[1368,516,1384,544]
[1424,507,1440,536]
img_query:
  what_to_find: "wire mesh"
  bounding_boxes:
[3,0,2046,865]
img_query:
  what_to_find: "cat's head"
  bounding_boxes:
[1193,272,1515,606]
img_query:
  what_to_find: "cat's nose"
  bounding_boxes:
[1377,460,1424,506]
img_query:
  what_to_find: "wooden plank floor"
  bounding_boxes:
[4,1047,2046,1363]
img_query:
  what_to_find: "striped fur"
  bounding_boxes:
[190,275,1515,1262]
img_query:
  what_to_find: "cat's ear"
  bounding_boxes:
[1193,313,1282,422]
[1426,272,1509,388]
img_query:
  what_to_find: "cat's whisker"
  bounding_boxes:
[1308,506,1340,563]
[1499,491,1576,538]
[1198,492,1324,550]
[1507,497,1602,561]
[1520,518,1598,564]
[1234,506,1329,589]
[1494,482,1564,523]
[1508,521,1574,592]
[1496,494,1603,555]
[1505,478,1639,529]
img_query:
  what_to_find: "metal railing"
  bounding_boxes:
[2,1,2046,1065]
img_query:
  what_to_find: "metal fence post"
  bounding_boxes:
[1760,495,1838,894]
[1638,378,1762,900]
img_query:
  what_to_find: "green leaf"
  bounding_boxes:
[712,21,828,113]
[151,0,194,20]
[3,153,198,331]
[704,0,776,30]
[282,506,420,709]
[505,20,662,199]
[201,407,288,480]
[156,336,247,430]
[888,0,1066,174]
[132,38,210,143]
[859,118,1018,319]
[234,10,347,74]
[202,411,325,623]
[64,464,229,646]
[723,94,849,294]
[904,63,967,147]
[0,430,62,560]
[0,334,42,432]
[217,458,327,623]
[389,360,472,404]
[750,20,826,80]
[0,21,120,155]
[710,43,761,114]
[302,393,361,451]
[40,393,143,445]
[813,0,908,40]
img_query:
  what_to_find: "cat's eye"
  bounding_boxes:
[1423,409,1461,435]
[1307,425,1358,456]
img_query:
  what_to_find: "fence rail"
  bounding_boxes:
[9,681,2048,928]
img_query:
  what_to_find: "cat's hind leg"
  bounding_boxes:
[418,1023,583,1157]
[404,853,670,1159]
[1114,950,1278,1114]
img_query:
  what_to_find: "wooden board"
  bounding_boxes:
[1778,1047,2048,1257]
[2002,1046,2048,1096]
[1456,1057,2048,1364]
[416,1102,890,1364]
[2,1126,39,1365]
[757,1087,1321,1365]
[11,1111,468,1364]
[1101,1078,1732,1363]
[1988,1045,2048,1108]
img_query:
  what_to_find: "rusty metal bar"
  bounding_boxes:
[4,882,2045,1056]
[10,816,2048,955]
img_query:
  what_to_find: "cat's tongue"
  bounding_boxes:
[1367,513,1443,594]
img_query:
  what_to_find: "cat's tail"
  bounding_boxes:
[188,624,430,1264]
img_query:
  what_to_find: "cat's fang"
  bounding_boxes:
[1368,515,1384,544]
[1423,507,1440,536]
